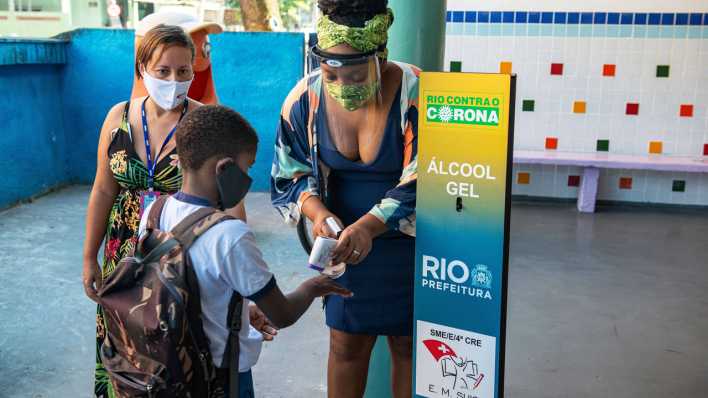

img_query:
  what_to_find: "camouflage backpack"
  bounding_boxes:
[97,196,243,397]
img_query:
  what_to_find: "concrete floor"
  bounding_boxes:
[0,186,706,398]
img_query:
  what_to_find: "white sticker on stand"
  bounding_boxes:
[415,320,496,398]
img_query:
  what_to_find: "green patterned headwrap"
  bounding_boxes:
[316,8,394,59]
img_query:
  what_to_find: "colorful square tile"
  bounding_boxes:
[573,101,587,114]
[597,139,610,152]
[517,172,530,185]
[656,65,670,77]
[649,141,663,154]
[619,177,633,190]
[545,137,558,150]
[522,100,535,112]
[500,61,512,74]
[672,180,686,192]
[626,103,639,115]
[603,64,616,76]
[450,61,462,72]
[680,104,693,117]
[550,63,564,75]
[568,175,581,187]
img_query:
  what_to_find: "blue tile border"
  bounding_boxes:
[491,11,502,23]
[648,13,661,25]
[446,11,708,26]
[689,13,702,25]
[465,11,476,23]
[555,12,567,24]
[529,12,540,24]
[581,12,593,24]
[478,11,490,23]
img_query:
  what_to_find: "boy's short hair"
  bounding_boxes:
[176,105,258,170]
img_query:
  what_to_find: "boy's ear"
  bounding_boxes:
[215,157,236,174]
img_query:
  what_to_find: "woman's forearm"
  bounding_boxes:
[82,185,117,262]
[300,195,331,222]
[354,213,388,240]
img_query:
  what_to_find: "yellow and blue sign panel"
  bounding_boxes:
[414,72,515,398]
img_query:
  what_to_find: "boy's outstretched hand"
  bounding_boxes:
[304,275,353,298]
[249,303,278,341]
[253,275,352,329]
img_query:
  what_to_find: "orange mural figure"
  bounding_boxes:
[131,11,223,104]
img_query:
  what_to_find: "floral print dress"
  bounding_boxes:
[95,101,182,397]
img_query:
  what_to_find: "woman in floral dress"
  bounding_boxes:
[81,25,203,397]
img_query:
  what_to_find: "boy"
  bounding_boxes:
[138,105,351,397]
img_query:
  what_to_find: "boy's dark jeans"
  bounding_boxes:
[214,368,255,398]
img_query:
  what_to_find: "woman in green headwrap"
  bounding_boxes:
[271,1,420,396]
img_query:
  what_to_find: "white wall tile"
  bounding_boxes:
[448,11,707,205]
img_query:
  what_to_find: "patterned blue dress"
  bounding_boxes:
[271,62,420,335]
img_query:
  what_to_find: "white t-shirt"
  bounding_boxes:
[138,195,276,372]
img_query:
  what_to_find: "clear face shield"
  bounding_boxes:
[309,46,383,113]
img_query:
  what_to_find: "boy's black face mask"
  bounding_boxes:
[216,161,252,210]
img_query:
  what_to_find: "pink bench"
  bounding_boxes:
[513,150,708,212]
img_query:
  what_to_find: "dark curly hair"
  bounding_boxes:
[318,0,389,27]
[176,105,258,171]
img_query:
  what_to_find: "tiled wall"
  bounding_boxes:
[445,3,708,206]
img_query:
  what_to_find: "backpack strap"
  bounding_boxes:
[146,195,169,230]
[170,208,234,249]
[137,196,172,257]
[170,206,241,394]
[221,292,244,397]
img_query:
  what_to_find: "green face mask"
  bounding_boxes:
[325,81,379,111]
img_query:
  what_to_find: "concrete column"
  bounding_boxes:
[387,0,447,71]
[364,2,447,397]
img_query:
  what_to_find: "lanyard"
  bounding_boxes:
[141,97,188,190]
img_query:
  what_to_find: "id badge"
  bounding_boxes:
[139,191,160,218]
